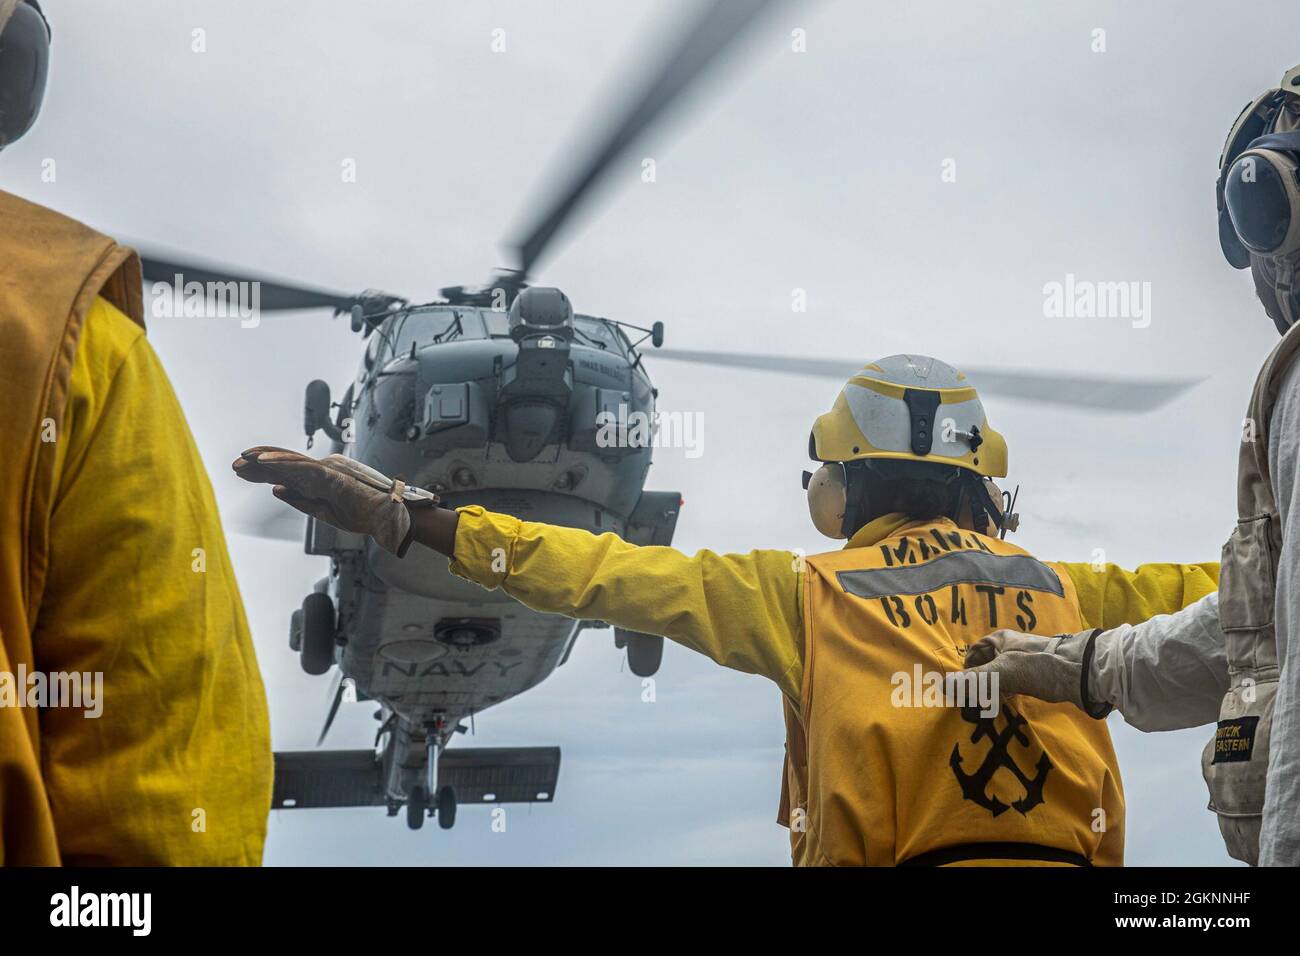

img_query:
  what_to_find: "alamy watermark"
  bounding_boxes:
[50,886,150,936]
[596,404,704,459]
[891,664,999,718]
[0,666,103,718]
[150,275,262,328]
[1043,273,1151,328]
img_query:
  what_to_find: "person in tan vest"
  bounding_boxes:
[0,0,271,864]
[234,355,1217,865]
[965,64,1300,868]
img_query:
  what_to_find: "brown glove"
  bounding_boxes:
[232,446,439,557]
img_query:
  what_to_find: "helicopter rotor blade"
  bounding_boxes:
[133,243,379,313]
[318,671,346,747]
[226,493,306,543]
[652,348,1203,413]
[508,0,795,276]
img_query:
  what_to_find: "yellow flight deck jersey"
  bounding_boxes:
[2,191,270,864]
[32,297,273,864]
[448,506,1218,866]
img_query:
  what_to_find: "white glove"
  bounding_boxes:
[964,628,1114,719]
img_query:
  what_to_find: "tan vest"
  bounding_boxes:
[0,189,143,865]
[1203,319,1300,865]
[783,519,1124,866]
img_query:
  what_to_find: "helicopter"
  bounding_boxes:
[134,0,1200,832]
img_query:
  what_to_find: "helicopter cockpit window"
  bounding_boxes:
[572,316,626,354]
[387,309,485,359]
[483,309,511,338]
[363,326,383,370]
[481,308,627,355]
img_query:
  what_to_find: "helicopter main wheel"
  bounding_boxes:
[407,787,428,830]
[624,631,663,677]
[437,786,457,830]
[300,592,336,676]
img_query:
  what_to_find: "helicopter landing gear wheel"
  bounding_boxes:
[407,787,428,830]
[437,786,457,830]
[622,630,663,677]
[289,608,303,652]
[300,592,336,676]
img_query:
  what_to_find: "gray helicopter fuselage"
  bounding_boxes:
[305,304,678,782]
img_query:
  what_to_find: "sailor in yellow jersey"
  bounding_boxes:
[0,201,274,864]
[0,0,271,863]
[235,353,1216,866]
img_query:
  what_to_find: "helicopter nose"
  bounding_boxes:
[498,331,573,462]
[503,400,561,462]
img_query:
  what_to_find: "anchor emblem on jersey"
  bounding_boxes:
[949,703,1051,817]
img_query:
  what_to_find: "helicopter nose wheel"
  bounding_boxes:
[406,787,428,830]
[616,628,663,677]
[299,592,336,675]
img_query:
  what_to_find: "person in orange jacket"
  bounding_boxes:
[0,0,271,864]
[236,353,1217,865]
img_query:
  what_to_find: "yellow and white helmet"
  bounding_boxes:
[809,354,1007,476]
[804,355,1010,538]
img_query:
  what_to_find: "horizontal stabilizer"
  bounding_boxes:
[440,746,561,804]
[272,746,560,810]
[274,750,385,809]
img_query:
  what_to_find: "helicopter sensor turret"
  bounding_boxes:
[499,287,575,462]
[507,286,574,343]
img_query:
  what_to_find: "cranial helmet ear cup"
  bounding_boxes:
[0,0,51,150]
[1218,89,1290,269]
[806,463,848,540]
[1223,136,1300,262]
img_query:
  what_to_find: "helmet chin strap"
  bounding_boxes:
[961,475,990,536]
[1275,258,1299,332]
[839,462,870,539]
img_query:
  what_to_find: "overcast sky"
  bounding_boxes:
[7,0,1299,865]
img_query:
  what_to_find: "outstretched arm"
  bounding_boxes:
[1066,560,1228,728]
[234,450,806,699]
[1061,560,1219,629]
[411,502,459,555]
[964,559,1225,728]
[966,591,1228,732]
[1090,594,1228,731]
[440,506,804,695]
